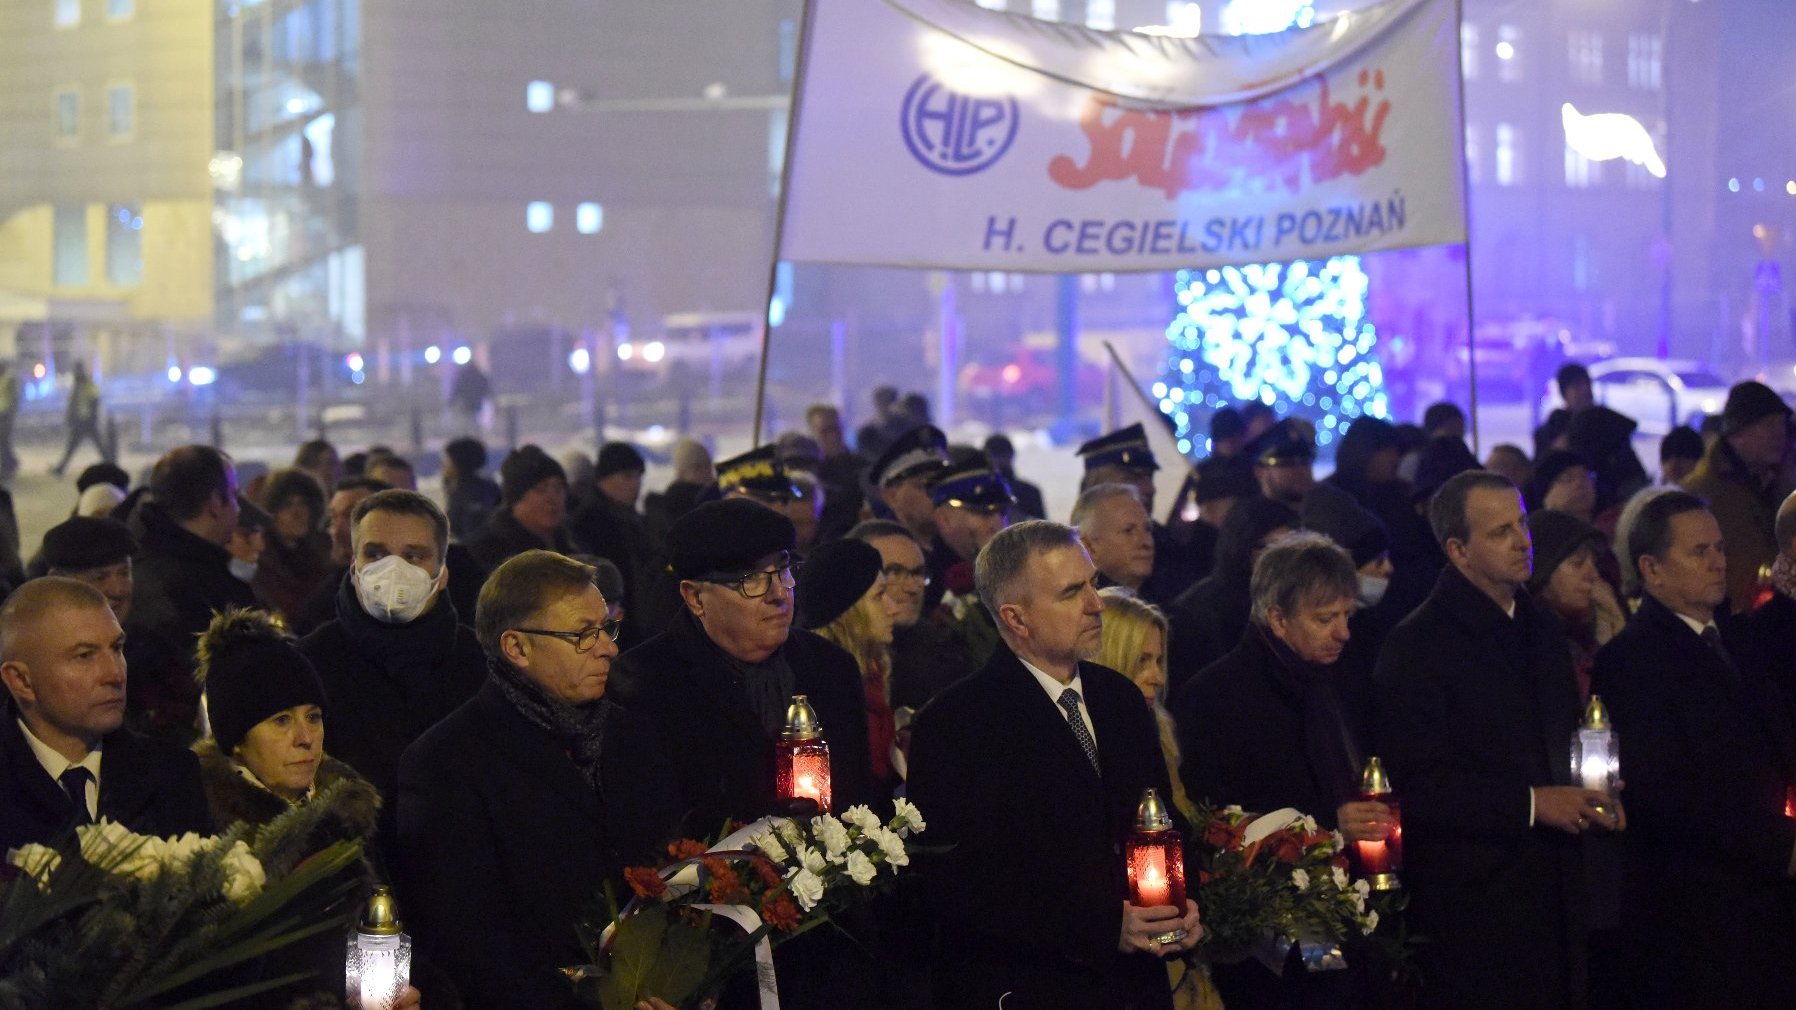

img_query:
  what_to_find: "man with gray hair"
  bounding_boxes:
[1072,483,1157,602]
[908,520,1201,1010]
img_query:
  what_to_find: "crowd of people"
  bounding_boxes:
[1,366,1794,1010]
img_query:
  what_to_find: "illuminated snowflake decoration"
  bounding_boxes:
[1220,0,1314,36]
[1156,257,1388,454]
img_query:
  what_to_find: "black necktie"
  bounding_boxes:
[1700,625,1730,663]
[1058,688,1101,774]
[59,766,93,825]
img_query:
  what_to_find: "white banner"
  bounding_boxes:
[778,0,1467,273]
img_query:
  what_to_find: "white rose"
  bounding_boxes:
[1291,868,1311,891]
[1330,830,1346,850]
[1362,910,1380,935]
[162,832,210,869]
[811,816,851,860]
[892,798,927,836]
[1299,815,1319,833]
[776,819,806,847]
[218,840,266,904]
[8,843,62,882]
[1331,866,1348,890]
[78,820,163,881]
[749,829,789,865]
[787,868,825,911]
[845,851,877,886]
[840,805,881,834]
[794,844,828,876]
[1353,879,1371,898]
[870,826,908,868]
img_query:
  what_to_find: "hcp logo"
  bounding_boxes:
[900,74,1019,177]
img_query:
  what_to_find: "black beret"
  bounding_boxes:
[796,538,884,630]
[668,498,797,579]
[595,441,647,479]
[500,444,567,504]
[41,517,137,572]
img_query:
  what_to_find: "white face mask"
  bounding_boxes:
[229,558,258,584]
[353,554,443,624]
[1358,573,1389,608]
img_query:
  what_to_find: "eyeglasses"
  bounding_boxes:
[512,620,622,653]
[703,562,801,599]
[881,564,931,587]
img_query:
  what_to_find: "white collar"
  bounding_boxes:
[17,717,102,783]
[1670,609,1719,639]
[1019,655,1084,701]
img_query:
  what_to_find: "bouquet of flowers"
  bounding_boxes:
[568,799,927,1010]
[1188,805,1380,974]
[932,562,1001,671]
[0,782,369,1010]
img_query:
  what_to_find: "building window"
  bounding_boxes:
[526,201,553,233]
[53,204,88,287]
[1464,123,1480,184]
[106,0,132,21]
[1032,0,1060,20]
[975,0,1005,9]
[576,202,603,234]
[526,80,554,113]
[1164,3,1201,35]
[1628,33,1662,90]
[106,83,133,139]
[1495,122,1520,186]
[1564,142,1602,188]
[1460,23,1479,80]
[1080,272,1117,294]
[54,89,79,141]
[55,0,79,28]
[1625,160,1660,190]
[1496,24,1521,83]
[1567,31,1602,86]
[106,203,143,286]
[1086,0,1116,30]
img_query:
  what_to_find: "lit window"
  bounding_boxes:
[55,0,79,28]
[1564,142,1602,188]
[1163,3,1201,35]
[54,90,79,140]
[1628,33,1662,90]
[1008,272,1026,292]
[1460,23,1479,80]
[1625,160,1659,190]
[53,204,88,287]
[1464,124,1480,184]
[526,80,554,113]
[987,271,1006,294]
[1567,31,1602,85]
[107,84,133,139]
[576,202,603,234]
[972,271,989,294]
[1086,0,1115,30]
[975,0,1006,9]
[1495,123,1520,186]
[1496,25,1521,83]
[106,202,142,286]
[1098,272,1115,292]
[106,0,132,20]
[526,201,553,233]
[1032,0,1060,20]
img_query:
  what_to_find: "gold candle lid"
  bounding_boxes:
[1134,788,1172,831]
[782,695,823,741]
[359,884,403,936]
[1581,695,1612,731]
[1360,756,1393,795]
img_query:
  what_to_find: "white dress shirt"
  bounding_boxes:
[17,718,102,820]
[1020,657,1099,750]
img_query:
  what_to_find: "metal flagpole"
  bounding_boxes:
[1452,0,1481,456]
[752,0,818,448]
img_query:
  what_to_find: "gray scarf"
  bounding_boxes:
[487,656,610,796]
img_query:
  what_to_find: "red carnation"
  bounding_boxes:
[706,863,747,905]
[761,892,802,933]
[668,839,708,861]
[1203,818,1241,850]
[944,561,975,596]
[624,866,668,900]
[1269,832,1306,865]
[750,855,784,888]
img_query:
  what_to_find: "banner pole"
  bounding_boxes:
[1102,341,1198,485]
[753,0,818,448]
[1452,0,1481,457]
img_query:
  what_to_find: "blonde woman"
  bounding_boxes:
[796,537,903,789]
[1096,590,1222,1010]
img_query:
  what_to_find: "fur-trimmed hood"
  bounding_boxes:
[193,738,381,842]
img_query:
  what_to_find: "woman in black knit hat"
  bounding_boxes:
[797,537,903,789]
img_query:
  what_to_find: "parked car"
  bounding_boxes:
[1538,357,1729,436]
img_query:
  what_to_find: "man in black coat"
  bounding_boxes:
[566,442,661,648]
[1592,491,1796,1010]
[128,445,257,664]
[1165,496,1298,692]
[907,520,1201,1010]
[1077,424,1207,606]
[609,498,878,836]
[1747,489,1796,715]
[1375,471,1622,1010]
[466,444,581,573]
[396,550,680,1010]
[0,578,211,853]
[298,490,487,802]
